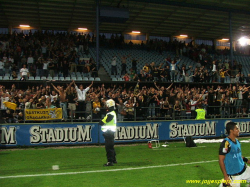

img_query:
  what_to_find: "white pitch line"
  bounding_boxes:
[153,146,207,150]
[0,160,217,179]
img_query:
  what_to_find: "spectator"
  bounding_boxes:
[0,58,4,76]
[4,60,11,75]
[29,65,36,77]
[67,86,77,119]
[62,60,69,77]
[48,59,56,78]
[211,61,219,82]
[117,97,126,121]
[4,110,14,123]
[92,97,101,121]
[166,58,181,82]
[85,96,92,121]
[21,55,27,66]
[36,58,43,77]
[177,65,192,82]
[74,80,93,120]
[90,59,98,78]
[27,54,34,69]
[121,55,128,75]
[132,58,139,73]
[36,98,45,109]
[43,59,49,77]
[12,71,17,80]
[20,64,29,80]
[123,73,130,81]
[17,112,24,123]
[51,81,74,121]
[111,56,117,75]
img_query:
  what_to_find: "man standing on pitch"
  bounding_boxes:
[219,122,250,187]
[99,99,117,166]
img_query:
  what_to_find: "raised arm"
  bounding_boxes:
[65,81,74,92]
[154,81,160,90]
[72,80,78,89]
[88,81,93,88]
[51,83,60,93]
[166,60,171,65]
[175,59,181,65]
[166,83,173,91]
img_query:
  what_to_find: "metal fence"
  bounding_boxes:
[1,104,249,124]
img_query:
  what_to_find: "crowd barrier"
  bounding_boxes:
[0,104,249,124]
[1,118,250,148]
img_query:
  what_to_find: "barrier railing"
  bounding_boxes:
[1,104,249,124]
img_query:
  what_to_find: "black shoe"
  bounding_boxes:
[113,161,117,164]
[103,162,114,166]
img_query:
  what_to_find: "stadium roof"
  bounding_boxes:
[0,0,250,40]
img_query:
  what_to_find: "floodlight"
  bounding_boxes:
[239,37,247,46]
[78,28,88,30]
[132,31,140,33]
[19,25,30,27]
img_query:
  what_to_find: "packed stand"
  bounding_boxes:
[1,81,250,123]
[0,31,98,80]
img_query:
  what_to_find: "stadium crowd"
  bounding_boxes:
[1,80,250,123]
[0,30,98,79]
[0,31,247,83]
[116,44,246,84]
[0,31,250,123]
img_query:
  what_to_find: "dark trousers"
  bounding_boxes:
[103,130,116,163]
[76,101,86,118]
[111,66,117,75]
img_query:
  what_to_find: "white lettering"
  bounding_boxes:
[29,125,92,144]
[169,122,216,138]
[1,127,16,144]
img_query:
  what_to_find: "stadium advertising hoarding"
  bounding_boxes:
[0,119,250,147]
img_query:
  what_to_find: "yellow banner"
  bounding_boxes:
[25,108,62,121]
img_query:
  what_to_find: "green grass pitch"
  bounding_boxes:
[0,139,250,187]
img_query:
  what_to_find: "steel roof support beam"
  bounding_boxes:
[69,0,77,31]
[96,0,100,67]
[229,12,234,65]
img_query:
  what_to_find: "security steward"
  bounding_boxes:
[195,104,206,120]
[98,99,117,166]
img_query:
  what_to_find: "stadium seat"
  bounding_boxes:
[47,77,53,81]
[83,77,88,81]
[89,77,94,81]
[0,76,2,80]
[65,77,71,81]
[71,77,77,81]
[53,77,59,81]
[59,77,64,81]
[95,77,101,81]
[3,76,10,80]
[35,77,40,80]
[29,77,34,80]
[77,77,83,81]
[41,76,46,80]
[112,78,118,81]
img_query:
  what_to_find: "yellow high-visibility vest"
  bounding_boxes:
[101,111,117,132]
[195,108,206,120]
